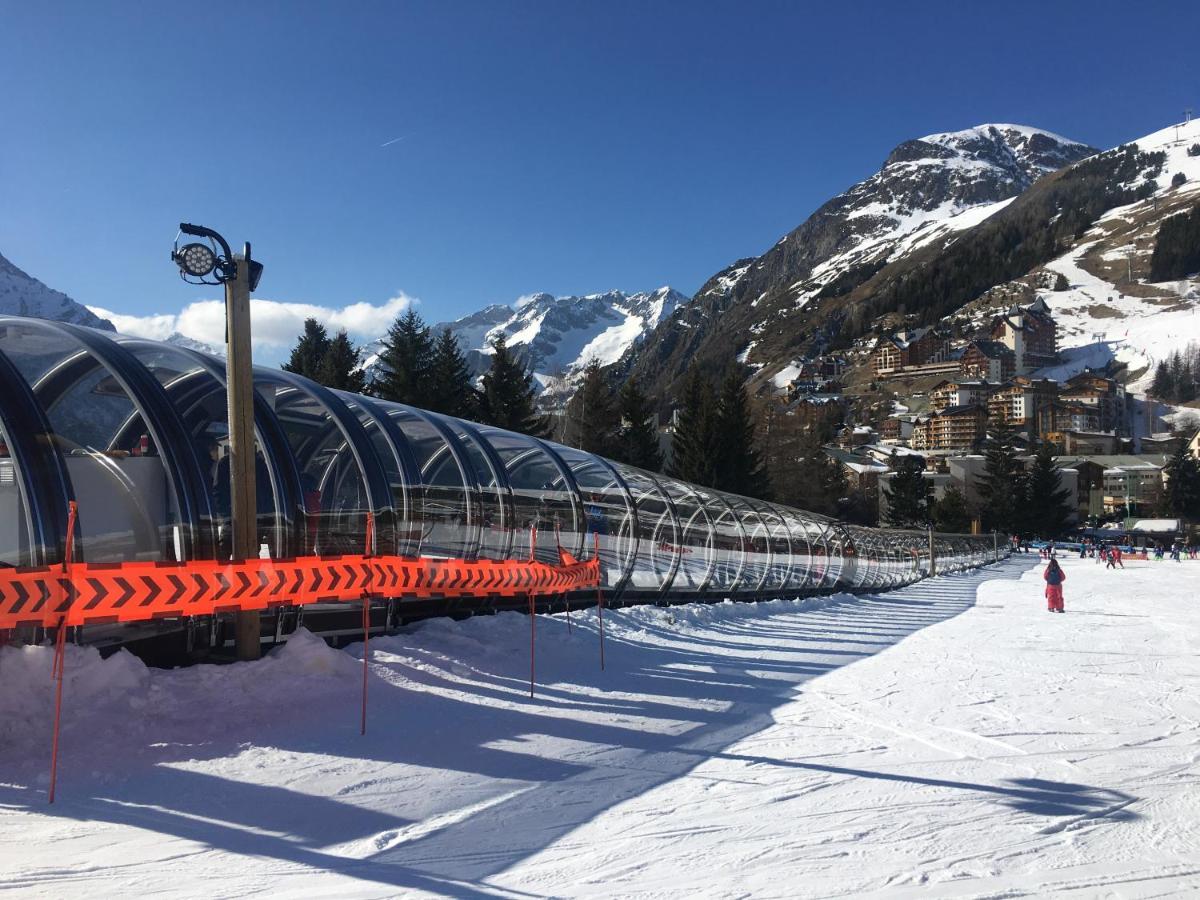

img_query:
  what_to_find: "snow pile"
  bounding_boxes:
[265,625,361,679]
[0,643,149,762]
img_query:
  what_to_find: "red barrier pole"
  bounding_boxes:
[529,525,537,698]
[557,524,571,634]
[48,500,78,804]
[361,512,374,737]
[594,532,605,672]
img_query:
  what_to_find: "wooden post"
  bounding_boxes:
[226,247,259,661]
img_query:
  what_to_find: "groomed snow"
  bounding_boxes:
[3,557,1200,897]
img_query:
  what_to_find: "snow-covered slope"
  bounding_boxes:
[0,252,114,330]
[1034,118,1200,393]
[6,557,1200,897]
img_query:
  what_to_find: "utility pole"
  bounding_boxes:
[227,247,259,660]
[171,225,264,661]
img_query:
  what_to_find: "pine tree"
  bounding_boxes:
[1162,443,1200,518]
[479,334,549,436]
[371,310,434,407]
[668,369,718,486]
[426,328,480,419]
[933,485,972,533]
[281,318,331,380]
[977,423,1027,535]
[615,377,663,471]
[711,369,770,498]
[316,330,367,393]
[563,359,621,456]
[1150,361,1173,400]
[882,454,931,527]
[1023,441,1073,538]
[761,399,843,515]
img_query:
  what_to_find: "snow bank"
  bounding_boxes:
[0,643,149,762]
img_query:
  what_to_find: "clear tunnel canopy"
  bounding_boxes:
[0,318,995,599]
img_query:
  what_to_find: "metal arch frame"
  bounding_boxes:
[471,428,585,562]
[335,394,425,557]
[256,369,394,552]
[580,452,640,604]
[640,470,685,603]
[0,347,75,566]
[612,465,679,602]
[147,343,307,559]
[662,480,718,596]
[405,406,485,559]
[451,417,521,560]
[528,437,586,559]
[726,495,772,596]
[7,319,215,561]
[707,492,749,597]
[757,500,795,596]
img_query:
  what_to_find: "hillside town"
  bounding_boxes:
[756,296,1197,536]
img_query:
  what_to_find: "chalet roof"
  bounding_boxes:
[822,447,890,474]
[937,403,986,417]
[964,340,1014,360]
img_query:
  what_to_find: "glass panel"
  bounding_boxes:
[0,324,183,563]
[373,401,472,559]
[254,373,369,557]
[655,476,715,594]
[432,415,511,561]
[611,464,678,594]
[706,494,746,594]
[727,496,770,593]
[755,501,792,595]
[0,418,32,566]
[335,392,418,557]
[115,339,290,559]
[474,426,579,566]
[540,442,634,590]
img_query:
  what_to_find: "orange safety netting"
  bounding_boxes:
[0,549,601,631]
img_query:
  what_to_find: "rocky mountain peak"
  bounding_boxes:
[0,251,115,330]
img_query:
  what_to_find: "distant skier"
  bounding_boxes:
[1107,545,1124,569]
[1044,558,1066,613]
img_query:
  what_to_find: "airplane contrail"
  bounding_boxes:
[380,136,406,148]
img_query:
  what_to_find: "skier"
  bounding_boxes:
[1110,545,1124,569]
[1170,542,1182,562]
[1044,558,1066,613]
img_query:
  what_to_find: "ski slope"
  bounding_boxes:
[2,557,1199,897]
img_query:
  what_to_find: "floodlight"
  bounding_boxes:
[175,242,218,278]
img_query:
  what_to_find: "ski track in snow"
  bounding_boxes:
[2,558,1200,897]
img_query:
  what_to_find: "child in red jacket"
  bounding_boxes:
[1044,558,1066,613]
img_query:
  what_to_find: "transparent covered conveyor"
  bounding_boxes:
[0,317,1001,652]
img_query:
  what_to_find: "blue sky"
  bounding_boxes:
[2,1,1198,358]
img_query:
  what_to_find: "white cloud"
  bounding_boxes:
[88,291,415,357]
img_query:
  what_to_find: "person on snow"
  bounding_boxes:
[1044,558,1066,613]
[1108,545,1124,569]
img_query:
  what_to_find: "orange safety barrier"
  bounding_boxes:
[0,548,601,632]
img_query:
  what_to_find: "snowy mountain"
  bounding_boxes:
[365,287,689,395]
[957,117,1200,425]
[0,251,115,330]
[616,125,1097,400]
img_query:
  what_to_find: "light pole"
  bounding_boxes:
[172,223,264,661]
